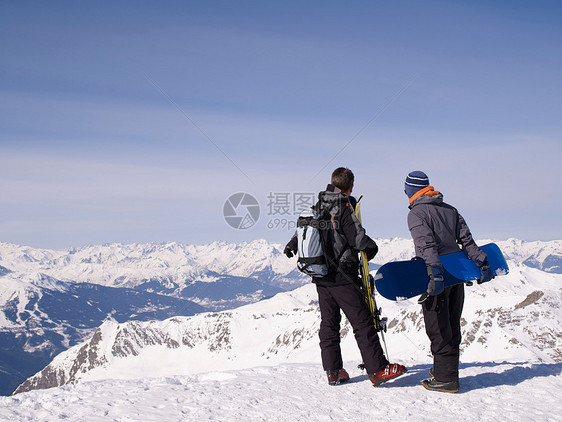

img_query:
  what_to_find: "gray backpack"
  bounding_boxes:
[296,208,330,277]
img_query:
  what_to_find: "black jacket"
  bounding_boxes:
[286,184,378,286]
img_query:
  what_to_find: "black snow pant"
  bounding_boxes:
[422,283,464,382]
[317,283,388,375]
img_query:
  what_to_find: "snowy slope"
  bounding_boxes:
[2,361,561,422]
[2,238,561,399]
[0,272,205,396]
[15,257,562,394]
[1,239,561,421]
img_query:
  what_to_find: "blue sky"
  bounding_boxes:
[1,1,561,249]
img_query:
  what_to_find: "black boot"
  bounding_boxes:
[422,378,459,393]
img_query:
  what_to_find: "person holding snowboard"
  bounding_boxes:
[404,170,494,393]
[285,167,407,386]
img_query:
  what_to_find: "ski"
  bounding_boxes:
[352,197,388,359]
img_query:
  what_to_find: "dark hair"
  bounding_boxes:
[331,167,354,192]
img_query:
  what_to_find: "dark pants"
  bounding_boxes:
[317,283,388,374]
[422,283,464,382]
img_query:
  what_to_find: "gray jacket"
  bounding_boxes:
[407,192,486,267]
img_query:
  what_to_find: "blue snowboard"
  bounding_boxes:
[374,243,509,301]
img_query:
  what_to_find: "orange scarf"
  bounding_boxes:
[409,186,440,204]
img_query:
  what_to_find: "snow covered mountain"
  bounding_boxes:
[0,239,304,295]
[1,238,561,397]
[493,239,562,273]
[0,240,305,395]
[0,272,206,396]
[2,239,559,296]
[14,250,562,394]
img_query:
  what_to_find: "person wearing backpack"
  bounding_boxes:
[404,170,494,393]
[284,167,407,386]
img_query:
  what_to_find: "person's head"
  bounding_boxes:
[404,171,429,198]
[331,167,354,194]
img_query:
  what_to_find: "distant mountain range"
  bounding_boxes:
[1,238,560,395]
[15,246,562,395]
[0,240,305,395]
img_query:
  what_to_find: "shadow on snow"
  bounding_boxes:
[372,361,562,393]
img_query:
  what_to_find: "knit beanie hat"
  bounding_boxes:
[405,171,429,198]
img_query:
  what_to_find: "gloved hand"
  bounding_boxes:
[284,245,296,259]
[426,264,445,296]
[365,244,378,261]
[477,258,495,284]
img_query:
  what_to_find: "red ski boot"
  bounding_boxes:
[326,369,350,385]
[369,363,407,386]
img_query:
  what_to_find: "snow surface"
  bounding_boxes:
[5,258,562,420]
[17,260,561,393]
[1,361,561,421]
[1,238,561,420]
